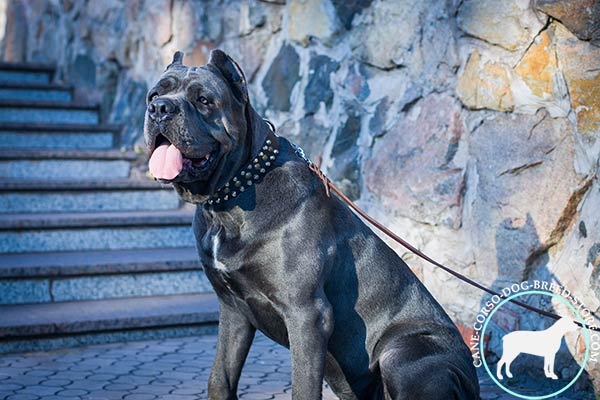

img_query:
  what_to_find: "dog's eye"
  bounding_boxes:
[149,92,159,103]
[198,96,209,105]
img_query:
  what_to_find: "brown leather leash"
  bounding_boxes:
[307,163,600,332]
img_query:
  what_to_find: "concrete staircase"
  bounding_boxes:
[0,62,218,354]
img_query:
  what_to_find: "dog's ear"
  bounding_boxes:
[208,49,248,104]
[166,51,185,71]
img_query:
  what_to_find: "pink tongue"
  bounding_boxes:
[149,143,183,180]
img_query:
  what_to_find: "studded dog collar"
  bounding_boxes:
[205,127,280,206]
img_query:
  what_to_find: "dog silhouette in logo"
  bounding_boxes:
[496,317,579,380]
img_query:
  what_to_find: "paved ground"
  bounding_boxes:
[0,334,594,399]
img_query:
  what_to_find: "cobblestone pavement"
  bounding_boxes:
[0,333,594,399]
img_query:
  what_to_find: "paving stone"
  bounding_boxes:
[132,385,173,395]
[63,379,107,390]
[54,388,89,397]
[169,387,204,396]
[50,371,91,381]
[103,382,138,391]
[1,383,25,391]
[38,379,72,387]
[86,389,131,399]
[37,397,74,400]
[15,385,58,396]
[110,375,154,386]
[123,394,158,400]
[67,364,101,372]
[85,373,117,382]
[240,392,275,400]
[5,394,41,400]
[0,367,28,376]
[131,369,163,377]
[4,376,46,386]
[22,366,54,374]
[149,377,182,386]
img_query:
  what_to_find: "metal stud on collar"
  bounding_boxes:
[206,134,279,207]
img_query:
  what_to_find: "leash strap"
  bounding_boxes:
[304,160,600,332]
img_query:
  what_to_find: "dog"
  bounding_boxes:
[496,316,579,380]
[144,49,480,400]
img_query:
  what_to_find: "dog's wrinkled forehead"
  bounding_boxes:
[154,52,232,98]
[157,68,223,95]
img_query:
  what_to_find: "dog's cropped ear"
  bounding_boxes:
[208,49,248,104]
[166,51,185,71]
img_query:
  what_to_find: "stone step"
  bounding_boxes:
[0,62,54,84]
[0,179,180,213]
[0,247,200,278]
[0,82,72,101]
[0,210,196,253]
[0,100,99,124]
[0,247,211,305]
[0,150,137,180]
[0,293,219,353]
[0,122,120,150]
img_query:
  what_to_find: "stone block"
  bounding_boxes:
[351,0,424,69]
[554,23,600,135]
[457,0,546,51]
[512,25,570,117]
[537,0,600,44]
[288,0,339,46]
[456,49,513,112]
[262,44,300,112]
[365,94,465,228]
[304,54,339,114]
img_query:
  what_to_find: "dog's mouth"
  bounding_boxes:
[148,134,217,182]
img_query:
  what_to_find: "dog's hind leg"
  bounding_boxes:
[496,357,506,380]
[378,351,477,400]
[375,324,479,400]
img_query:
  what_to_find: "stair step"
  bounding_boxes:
[0,210,196,253]
[0,209,195,229]
[0,82,72,101]
[0,63,54,84]
[0,292,219,338]
[0,247,199,278]
[1,268,211,305]
[0,248,209,307]
[0,150,137,180]
[0,270,211,305]
[0,149,138,160]
[0,123,120,150]
[0,179,180,213]
[0,100,99,124]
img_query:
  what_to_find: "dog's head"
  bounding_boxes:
[144,50,264,202]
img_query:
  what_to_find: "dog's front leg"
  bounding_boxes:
[286,296,334,400]
[208,300,256,400]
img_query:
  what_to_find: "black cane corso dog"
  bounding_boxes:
[144,50,480,400]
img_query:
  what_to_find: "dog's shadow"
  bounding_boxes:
[479,214,596,398]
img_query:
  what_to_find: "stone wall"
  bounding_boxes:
[3,0,600,389]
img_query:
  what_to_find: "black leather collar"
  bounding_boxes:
[205,127,280,207]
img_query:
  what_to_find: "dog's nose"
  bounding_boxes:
[147,98,179,122]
